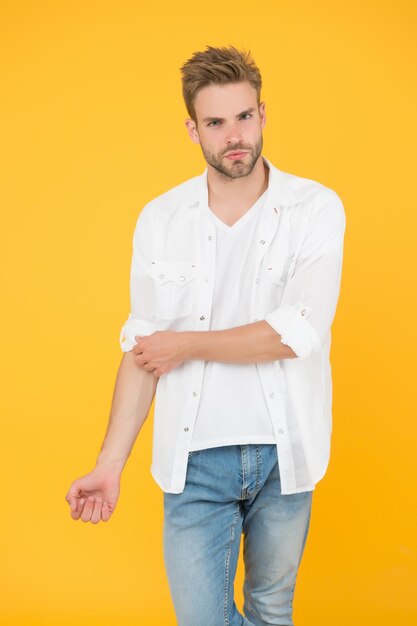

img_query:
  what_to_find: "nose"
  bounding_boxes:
[225,121,243,145]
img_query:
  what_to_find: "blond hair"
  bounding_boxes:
[180,45,262,123]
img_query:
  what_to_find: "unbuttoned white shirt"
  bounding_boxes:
[119,156,347,495]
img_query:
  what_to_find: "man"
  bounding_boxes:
[65,45,346,625]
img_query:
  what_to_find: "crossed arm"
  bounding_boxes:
[131,320,297,377]
[126,190,346,377]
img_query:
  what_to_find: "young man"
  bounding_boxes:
[65,45,346,625]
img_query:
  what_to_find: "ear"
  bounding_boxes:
[185,118,200,144]
[259,101,266,129]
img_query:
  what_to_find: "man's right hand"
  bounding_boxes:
[65,468,121,523]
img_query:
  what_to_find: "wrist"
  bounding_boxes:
[95,452,128,475]
[182,331,201,360]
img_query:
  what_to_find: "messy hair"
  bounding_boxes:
[180,45,262,124]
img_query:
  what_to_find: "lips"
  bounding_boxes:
[225,151,248,159]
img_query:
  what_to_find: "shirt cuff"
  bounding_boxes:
[119,317,160,352]
[264,303,321,360]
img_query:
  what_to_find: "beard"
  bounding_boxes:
[200,134,263,180]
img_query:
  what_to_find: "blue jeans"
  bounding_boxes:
[163,444,313,626]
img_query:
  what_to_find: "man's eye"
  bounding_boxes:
[207,114,251,127]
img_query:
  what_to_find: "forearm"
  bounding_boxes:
[96,350,157,474]
[186,320,297,364]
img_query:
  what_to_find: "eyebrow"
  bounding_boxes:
[202,107,256,123]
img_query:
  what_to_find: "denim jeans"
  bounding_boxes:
[163,444,313,626]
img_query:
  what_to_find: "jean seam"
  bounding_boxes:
[223,503,240,626]
[240,445,247,499]
[299,493,313,556]
[255,445,261,492]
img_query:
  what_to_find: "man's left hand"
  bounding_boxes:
[132,331,191,377]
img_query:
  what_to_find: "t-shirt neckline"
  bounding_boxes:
[207,187,268,231]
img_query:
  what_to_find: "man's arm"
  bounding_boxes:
[95,350,158,474]
[99,200,159,473]
[65,199,161,523]
[132,322,295,376]
[185,321,297,363]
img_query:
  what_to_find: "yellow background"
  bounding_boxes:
[1,1,416,624]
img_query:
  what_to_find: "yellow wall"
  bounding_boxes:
[1,1,416,624]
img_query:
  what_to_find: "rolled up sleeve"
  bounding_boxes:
[264,190,346,360]
[119,203,160,352]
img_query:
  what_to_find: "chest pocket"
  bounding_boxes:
[150,259,196,319]
[263,252,297,310]
[265,253,296,286]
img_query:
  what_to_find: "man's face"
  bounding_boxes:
[185,81,266,180]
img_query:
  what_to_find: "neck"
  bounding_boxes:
[206,156,269,210]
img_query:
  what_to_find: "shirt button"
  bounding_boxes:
[192,391,198,397]
[260,239,266,245]
[269,392,275,398]
[200,315,205,320]
[255,278,260,285]
[208,235,213,241]
[179,275,186,281]
[184,427,189,432]
[278,428,284,435]
[300,309,306,316]
[158,274,165,279]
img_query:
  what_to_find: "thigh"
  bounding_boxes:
[163,447,246,626]
[241,450,313,626]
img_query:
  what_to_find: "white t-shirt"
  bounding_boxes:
[189,188,277,451]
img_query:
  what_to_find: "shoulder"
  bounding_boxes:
[141,172,201,216]
[278,166,343,205]
[131,171,202,237]
[273,165,346,230]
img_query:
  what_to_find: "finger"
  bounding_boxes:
[101,501,111,522]
[90,498,103,524]
[145,362,158,372]
[70,497,85,521]
[69,497,77,512]
[80,497,95,522]
[71,502,83,519]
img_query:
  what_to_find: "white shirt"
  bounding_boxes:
[119,156,346,495]
[190,187,276,451]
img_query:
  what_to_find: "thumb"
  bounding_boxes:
[66,485,82,511]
